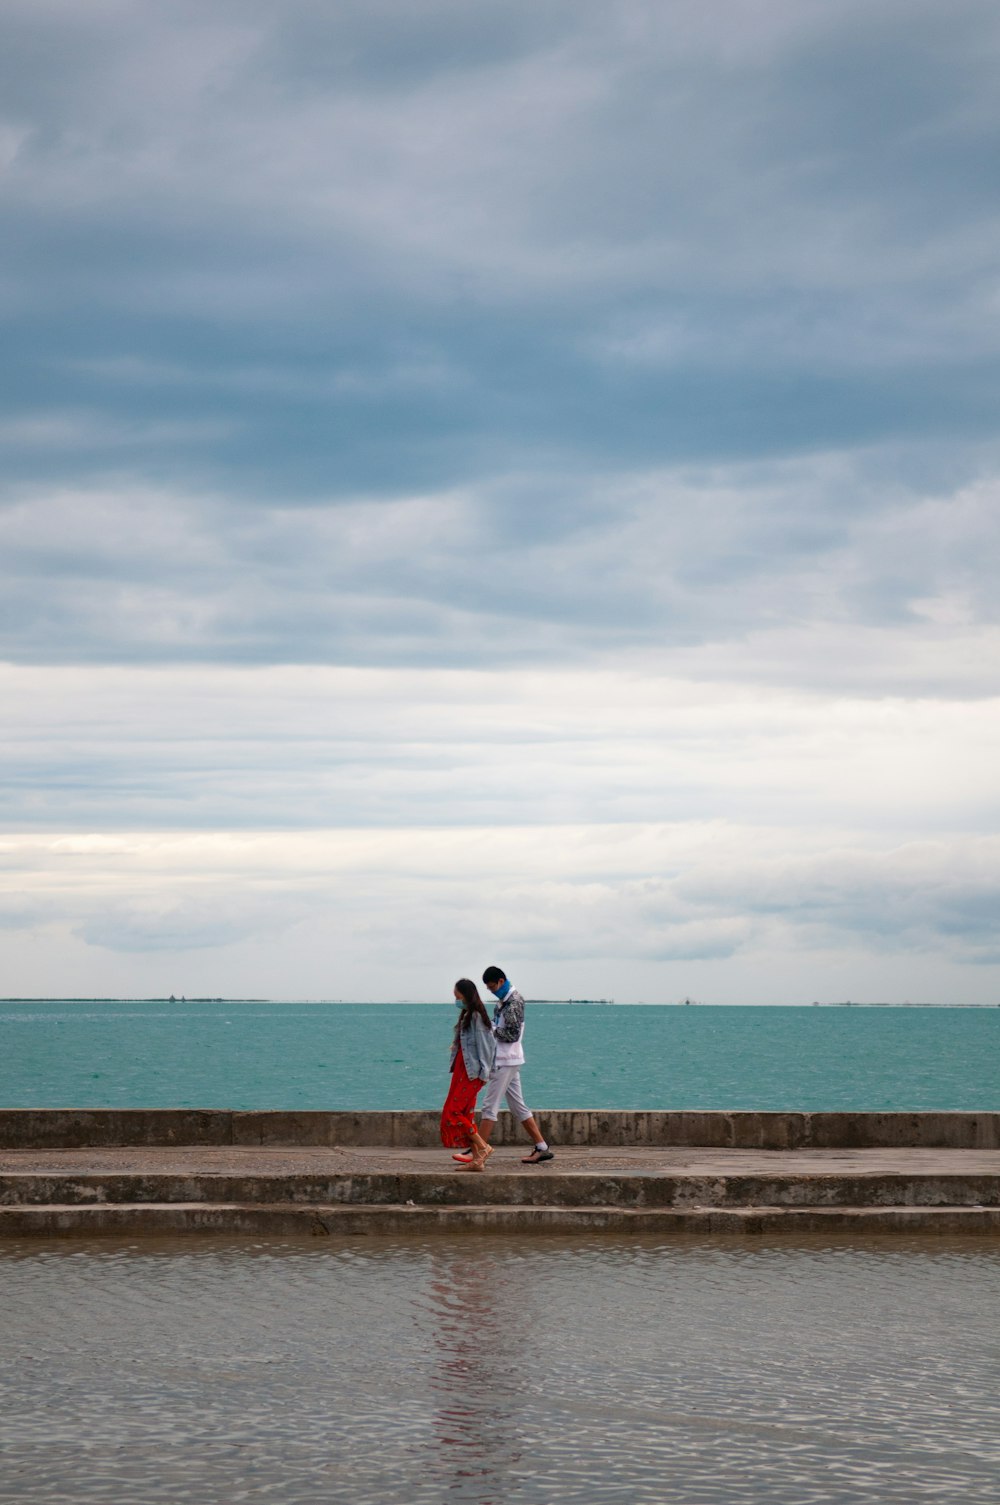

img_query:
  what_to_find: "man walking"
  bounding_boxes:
[457,965,553,1164]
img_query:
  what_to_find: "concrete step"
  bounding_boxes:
[3,1168,1000,1210]
[3,1201,1000,1239]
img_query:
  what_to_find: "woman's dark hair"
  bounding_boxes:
[454,978,491,1037]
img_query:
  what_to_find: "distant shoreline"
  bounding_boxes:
[0,997,271,1004]
[1,997,996,1008]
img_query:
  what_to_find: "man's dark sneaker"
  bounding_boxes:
[522,1147,555,1164]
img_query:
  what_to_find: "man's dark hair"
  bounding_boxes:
[482,965,507,986]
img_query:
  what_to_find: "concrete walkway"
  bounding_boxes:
[3,1144,1000,1238]
[4,1144,1000,1175]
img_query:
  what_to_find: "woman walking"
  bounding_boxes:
[440,978,496,1171]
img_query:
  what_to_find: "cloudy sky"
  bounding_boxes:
[2,0,999,1001]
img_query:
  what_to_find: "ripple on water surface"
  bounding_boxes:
[2,1234,999,1504]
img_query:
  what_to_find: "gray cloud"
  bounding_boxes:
[676,842,1000,965]
[3,2,1000,1001]
[2,660,998,849]
[1,454,998,694]
[75,892,311,953]
[2,1,1000,685]
[3,827,998,984]
[3,0,1000,504]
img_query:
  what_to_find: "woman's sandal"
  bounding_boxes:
[457,1144,493,1172]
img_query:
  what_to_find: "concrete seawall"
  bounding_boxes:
[5,1112,999,1237]
[3,1142,1000,1239]
[2,1108,999,1151]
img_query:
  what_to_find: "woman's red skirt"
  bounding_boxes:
[440,1050,485,1148]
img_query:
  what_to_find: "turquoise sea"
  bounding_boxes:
[2,1000,997,1110]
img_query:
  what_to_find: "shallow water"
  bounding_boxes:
[2,1234,999,1504]
[3,1000,999,1110]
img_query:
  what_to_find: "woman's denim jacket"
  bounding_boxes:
[450,1014,497,1084]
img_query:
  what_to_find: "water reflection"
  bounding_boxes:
[420,1248,527,1502]
[1,1236,1000,1504]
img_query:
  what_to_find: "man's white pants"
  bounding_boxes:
[479,1064,531,1122]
